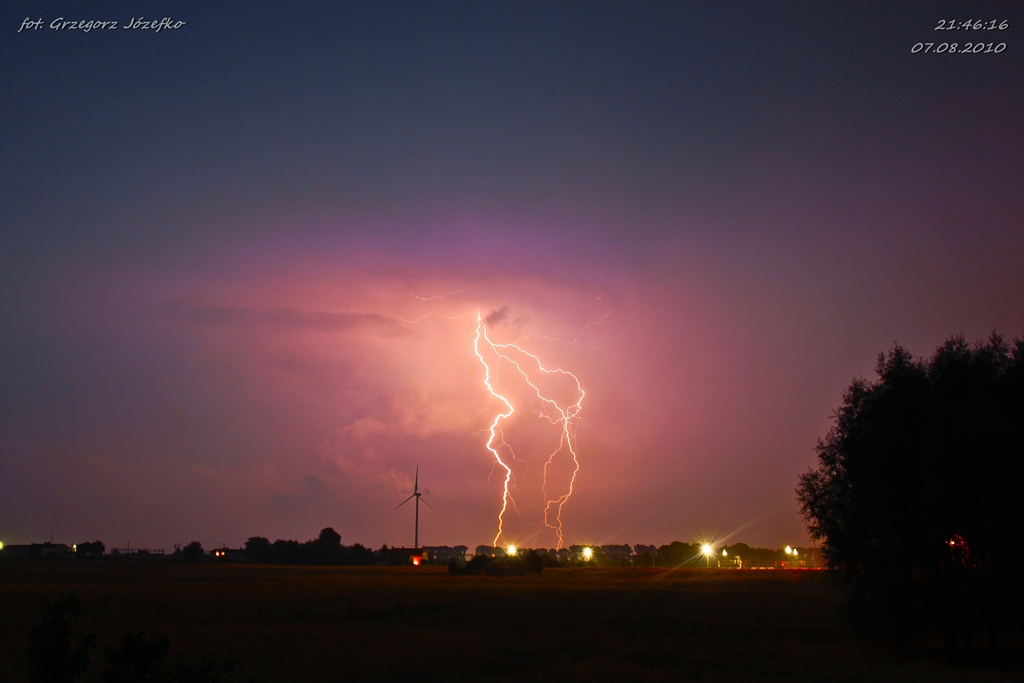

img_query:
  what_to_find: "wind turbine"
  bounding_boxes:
[395,466,431,549]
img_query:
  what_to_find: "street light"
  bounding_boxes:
[506,545,518,557]
[701,543,714,568]
[581,547,593,561]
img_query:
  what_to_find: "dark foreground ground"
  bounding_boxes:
[1,561,1021,682]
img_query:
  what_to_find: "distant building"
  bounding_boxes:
[632,544,658,566]
[423,546,469,563]
[211,547,246,561]
[600,544,633,562]
[110,547,166,557]
[0,543,72,559]
[383,547,426,565]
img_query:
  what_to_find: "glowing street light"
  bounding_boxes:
[506,545,518,557]
[581,547,593,561]
[785,546,793,555]
[701,543,714,568]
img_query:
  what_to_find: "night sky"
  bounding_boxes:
[2,1,1022,552]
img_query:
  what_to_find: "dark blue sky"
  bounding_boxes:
[2,2,1022,550]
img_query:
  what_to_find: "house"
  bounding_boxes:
[211,547,246,561]
[0,543,73,559]
[423,545,470,563]
[382,547,427,565]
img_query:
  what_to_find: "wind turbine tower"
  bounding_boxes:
[396,466,431,549]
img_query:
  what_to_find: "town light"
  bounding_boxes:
[582,547,593,561]
[506,545,518,557]
[785,546,793,555]
[700,543,715,568]
[721,549,728,556]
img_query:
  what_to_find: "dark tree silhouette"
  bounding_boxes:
[76,541,104,556]
[797,334,1024,647]
[102,626,169,683]
[655,541,697,567]
[310,527,342,564]
[271,539,302,563]
[181,541,204,562]
[339,542,375,566]
[239,531,404,566]
[317,527,341,547]
[244,536,272,563]
[27,592,93,683]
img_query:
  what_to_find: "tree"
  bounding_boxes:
[655,541,697,567]
[271,539,301,564]
[339,543,376,566]
[76,541,104,556]
[181,541,204,562]
[244,536,272,563]
[317,527,341,547]
[310,527,342,564]
[797,334,1024,646]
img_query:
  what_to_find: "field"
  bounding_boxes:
[1,561,1021,682]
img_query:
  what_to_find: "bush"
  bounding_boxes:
[27,592,93,683]
[102,627,168,683]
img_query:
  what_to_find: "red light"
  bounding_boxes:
[412,555,421,566]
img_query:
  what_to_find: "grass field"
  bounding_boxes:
[1,561,1020,682]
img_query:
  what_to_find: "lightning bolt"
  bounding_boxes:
[410,284,481,301]
[474,311,585,549]
[473,312,517,547]
[384,302,590,549]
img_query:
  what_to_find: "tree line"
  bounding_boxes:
[57,536,807,567]
[240,528,375,565]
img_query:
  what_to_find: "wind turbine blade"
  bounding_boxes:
[414,466,419,493]
[395,494,416,509]
[420,498,433,509]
